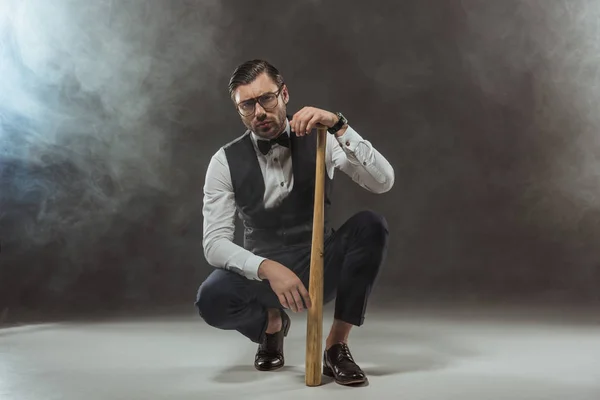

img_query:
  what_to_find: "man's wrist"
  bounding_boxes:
[334,124,349,137]
[328,111,348,136]
[243,254,267,281]
[258,259,273,280]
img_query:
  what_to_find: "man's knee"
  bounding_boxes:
[195,273,238,328]
[353,210,389,240]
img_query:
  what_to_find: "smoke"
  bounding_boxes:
[3,0,600,315]
[0,0,223,251]
[313,0,600,299]
[445,0,600,296]
[459,0,600,224]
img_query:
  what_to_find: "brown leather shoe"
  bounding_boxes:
[323,342,367,385]
[254,310,291,371]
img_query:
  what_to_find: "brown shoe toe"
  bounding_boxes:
[323,342,367,385]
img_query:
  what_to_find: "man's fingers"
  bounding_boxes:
[300,111,315,135]
[291,107,326,136]
[291,288,304,312]
[298,284,312,309]
[278,294,289,309]
[297,115,307,135]
[305,114,320,134]
[290,109,305,133]
[284,292,298,312]
[293,109,309,136]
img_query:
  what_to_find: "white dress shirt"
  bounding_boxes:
[202,118,395,280]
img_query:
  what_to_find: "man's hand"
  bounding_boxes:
[258,259,312,312]
[290,107,345,137]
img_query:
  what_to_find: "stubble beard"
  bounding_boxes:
[246,107,287,140]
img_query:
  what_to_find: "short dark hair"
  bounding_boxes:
[228,59,285,100]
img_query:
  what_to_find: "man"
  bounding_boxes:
[195,59,394,386]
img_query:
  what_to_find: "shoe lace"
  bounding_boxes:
[336,343,355,363]
[258,332,281,355]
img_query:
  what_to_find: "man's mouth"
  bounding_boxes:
[257,121,271,128]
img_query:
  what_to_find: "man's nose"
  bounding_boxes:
[254,102,267,116]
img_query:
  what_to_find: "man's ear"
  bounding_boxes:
[282,84,289,104]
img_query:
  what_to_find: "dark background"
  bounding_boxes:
[2,0,600,323]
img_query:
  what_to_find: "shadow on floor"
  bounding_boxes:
[211,364,272,384]
[211,341,454,385]
[363,351,449,376]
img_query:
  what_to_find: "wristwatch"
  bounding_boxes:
[328,112,348,135]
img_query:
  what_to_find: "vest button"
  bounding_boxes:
[280,182,284,187]
[274,157,278,162]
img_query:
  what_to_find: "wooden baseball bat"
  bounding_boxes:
[305,124,327,387]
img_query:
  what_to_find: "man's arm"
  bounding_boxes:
[328,125,395,193]
[288,107,394,193]
[202,148,266,280]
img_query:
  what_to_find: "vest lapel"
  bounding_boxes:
[230,132,265,215]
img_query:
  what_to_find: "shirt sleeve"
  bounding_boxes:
[202,148,265,280]
[329,125,395,193]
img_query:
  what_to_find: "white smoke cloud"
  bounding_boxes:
[458,0,600,227]
[528,0,600,212]
[0,0,224,247]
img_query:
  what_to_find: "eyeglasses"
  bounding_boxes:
[236,86,284,116]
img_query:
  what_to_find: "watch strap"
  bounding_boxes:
[328,112,347,135]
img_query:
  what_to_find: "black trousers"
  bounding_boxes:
[195,210,389,344]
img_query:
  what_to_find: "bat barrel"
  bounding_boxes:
[305,124,327,387]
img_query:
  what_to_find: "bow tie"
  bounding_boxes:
[257,133,290,155]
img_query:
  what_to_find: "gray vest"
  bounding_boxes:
[223,128,333,256]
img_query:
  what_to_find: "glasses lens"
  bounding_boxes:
[259,94,277,109]
[238,101,255,115]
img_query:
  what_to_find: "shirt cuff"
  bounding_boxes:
[335,125,362,152]
[243,254,267,280]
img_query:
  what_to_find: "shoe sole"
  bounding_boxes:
[255,362,285,372]
[323,365,367,385]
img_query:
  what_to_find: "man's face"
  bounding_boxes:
[233,72,289,139]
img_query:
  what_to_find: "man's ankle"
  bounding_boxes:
[326,319,352,350]
[265,308,282,334]
[326,338,348,350]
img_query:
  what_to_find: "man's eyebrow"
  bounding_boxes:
[239,89,277,102]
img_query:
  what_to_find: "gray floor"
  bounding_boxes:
[1,304,600,400]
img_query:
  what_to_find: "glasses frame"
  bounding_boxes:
[235,85,284,117]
